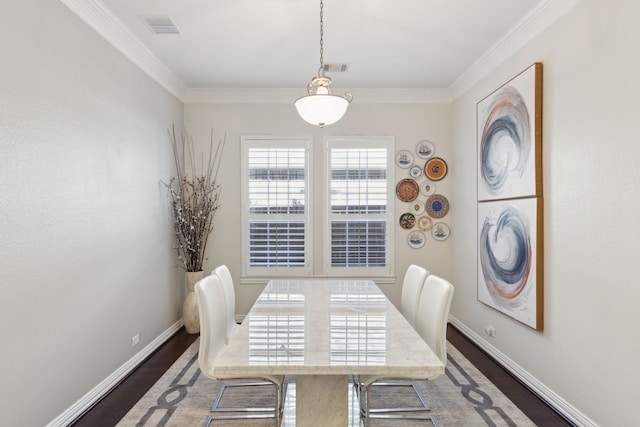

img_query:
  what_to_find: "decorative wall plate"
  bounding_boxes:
[420,181,436,196]
[395,150,414,168]
[396,179,419,202]
[399,212,416,229]
[409,164,423,179]
[416,215,433,231]
[410,200,425,215]
[424,157,448,181]
[408,230,426,249]
[426,194,450,218]
[431,222,450,241]
[416,140,435,159]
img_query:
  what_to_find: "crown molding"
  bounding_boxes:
[448,0,584,99]
[62,0,582,105]
[183,87,452,104]
[60,0,186,99]
[61,0,448,104]
[183,88,302,104]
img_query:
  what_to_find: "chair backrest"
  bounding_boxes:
[415,274,454,365]
[400,264,430,327]
[195,275,228,379]
[213,265,236,340]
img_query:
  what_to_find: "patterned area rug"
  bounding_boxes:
[116,341,534,426]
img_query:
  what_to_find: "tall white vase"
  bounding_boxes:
[183,271,204,334]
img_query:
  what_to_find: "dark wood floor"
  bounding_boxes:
[71,328,198,427]
[71,324,572,426]
[446,325,573,426]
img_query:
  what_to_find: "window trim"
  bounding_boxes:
[240,136,313,278]
[322,136,395,277]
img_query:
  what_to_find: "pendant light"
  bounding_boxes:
[294,0,352,127]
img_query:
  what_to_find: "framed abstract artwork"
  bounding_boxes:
[477,63,542,201]
[477,197,543,330]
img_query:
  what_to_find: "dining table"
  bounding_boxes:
[211,278,444,427]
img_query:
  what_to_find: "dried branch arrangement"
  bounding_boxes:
[164,127,225,272]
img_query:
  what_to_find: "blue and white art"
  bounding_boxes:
[476,63,543,330]
[477,197,542,329]
[477,63,541,201]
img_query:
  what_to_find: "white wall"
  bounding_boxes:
[450,0,640,426]
[185,102,453,315]
[0,1,184,426]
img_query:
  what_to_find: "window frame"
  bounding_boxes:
[322,136,395,277]
[240,136,312,278]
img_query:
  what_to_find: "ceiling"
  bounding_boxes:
[67,0,559,101]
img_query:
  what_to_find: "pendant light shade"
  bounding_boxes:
[295,76,352,127]
[295,0,352,128]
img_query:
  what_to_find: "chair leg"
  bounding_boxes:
[211,381,276,413]
[352,379,368,422]
[352,379,371,427]
[367,414,440,427]
[365,384,371,427]
[275,381,287,427]
[358,380,440,427]
[368,381,432,413]
[207,380,283,424]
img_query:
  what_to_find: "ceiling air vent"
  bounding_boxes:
[139,15,180,34]
[323,63,349,73]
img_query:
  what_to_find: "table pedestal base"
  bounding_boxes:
[296,375,348,427]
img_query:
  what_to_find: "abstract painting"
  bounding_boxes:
[478,197,543,330]
[477,63,542,201]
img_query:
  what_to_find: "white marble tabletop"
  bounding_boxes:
[212,278,444,426]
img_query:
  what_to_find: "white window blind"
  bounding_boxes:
[242,138,310,276]
[326,138,394,275]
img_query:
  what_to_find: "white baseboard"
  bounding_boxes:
[46,319,185,427]
[448,316,596,427]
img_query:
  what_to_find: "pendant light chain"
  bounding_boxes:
[294,0,351,127]
[319,0,324,74]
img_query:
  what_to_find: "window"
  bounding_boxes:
[241,137,311,277]
[241,135,394,279]
[324,137,394,276]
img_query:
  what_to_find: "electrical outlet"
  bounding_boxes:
[131,334,140,347]
[485,326,496,337]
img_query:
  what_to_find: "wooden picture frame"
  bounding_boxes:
[477,197,543,330]
[477,63,542,201]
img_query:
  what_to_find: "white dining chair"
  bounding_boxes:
[195,275,285,426]
[212,264,239,343]
[211,265,278,413]
[352,264,432,415]
[400,264,430,327]
[356,274,454,427]
[415,275,454,367]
